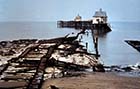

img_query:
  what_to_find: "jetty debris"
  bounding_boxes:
[0,33,104,88]
[125,40,140,52]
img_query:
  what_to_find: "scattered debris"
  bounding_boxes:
[0,33,103,88]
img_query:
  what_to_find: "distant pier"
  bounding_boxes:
[57,20,111,33]
[57,9,111,33]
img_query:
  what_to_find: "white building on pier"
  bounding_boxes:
[74,14,82,21]
[92,8,108,24]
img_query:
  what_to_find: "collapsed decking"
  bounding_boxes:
[0,33,104,89]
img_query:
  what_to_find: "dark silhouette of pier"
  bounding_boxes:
[57,21,111,33]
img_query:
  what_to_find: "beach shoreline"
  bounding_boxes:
[42,72,140,89]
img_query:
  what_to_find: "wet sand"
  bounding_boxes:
[42,72,140,89]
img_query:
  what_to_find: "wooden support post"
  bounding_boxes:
[86,42,88,50]
[94,36,99,59]
[91,27,99,60]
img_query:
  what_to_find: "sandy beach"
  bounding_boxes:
[42,72,140,89]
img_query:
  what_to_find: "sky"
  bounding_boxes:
[0,0,140,22]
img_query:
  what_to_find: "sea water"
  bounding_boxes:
[0,21,140,66]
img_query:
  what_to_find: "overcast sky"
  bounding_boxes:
[0,0,140,22]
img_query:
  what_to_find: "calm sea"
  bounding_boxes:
[0,22,140,66]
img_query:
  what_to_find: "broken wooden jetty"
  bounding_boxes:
[125,40,140,52]
[0,33,104,89]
